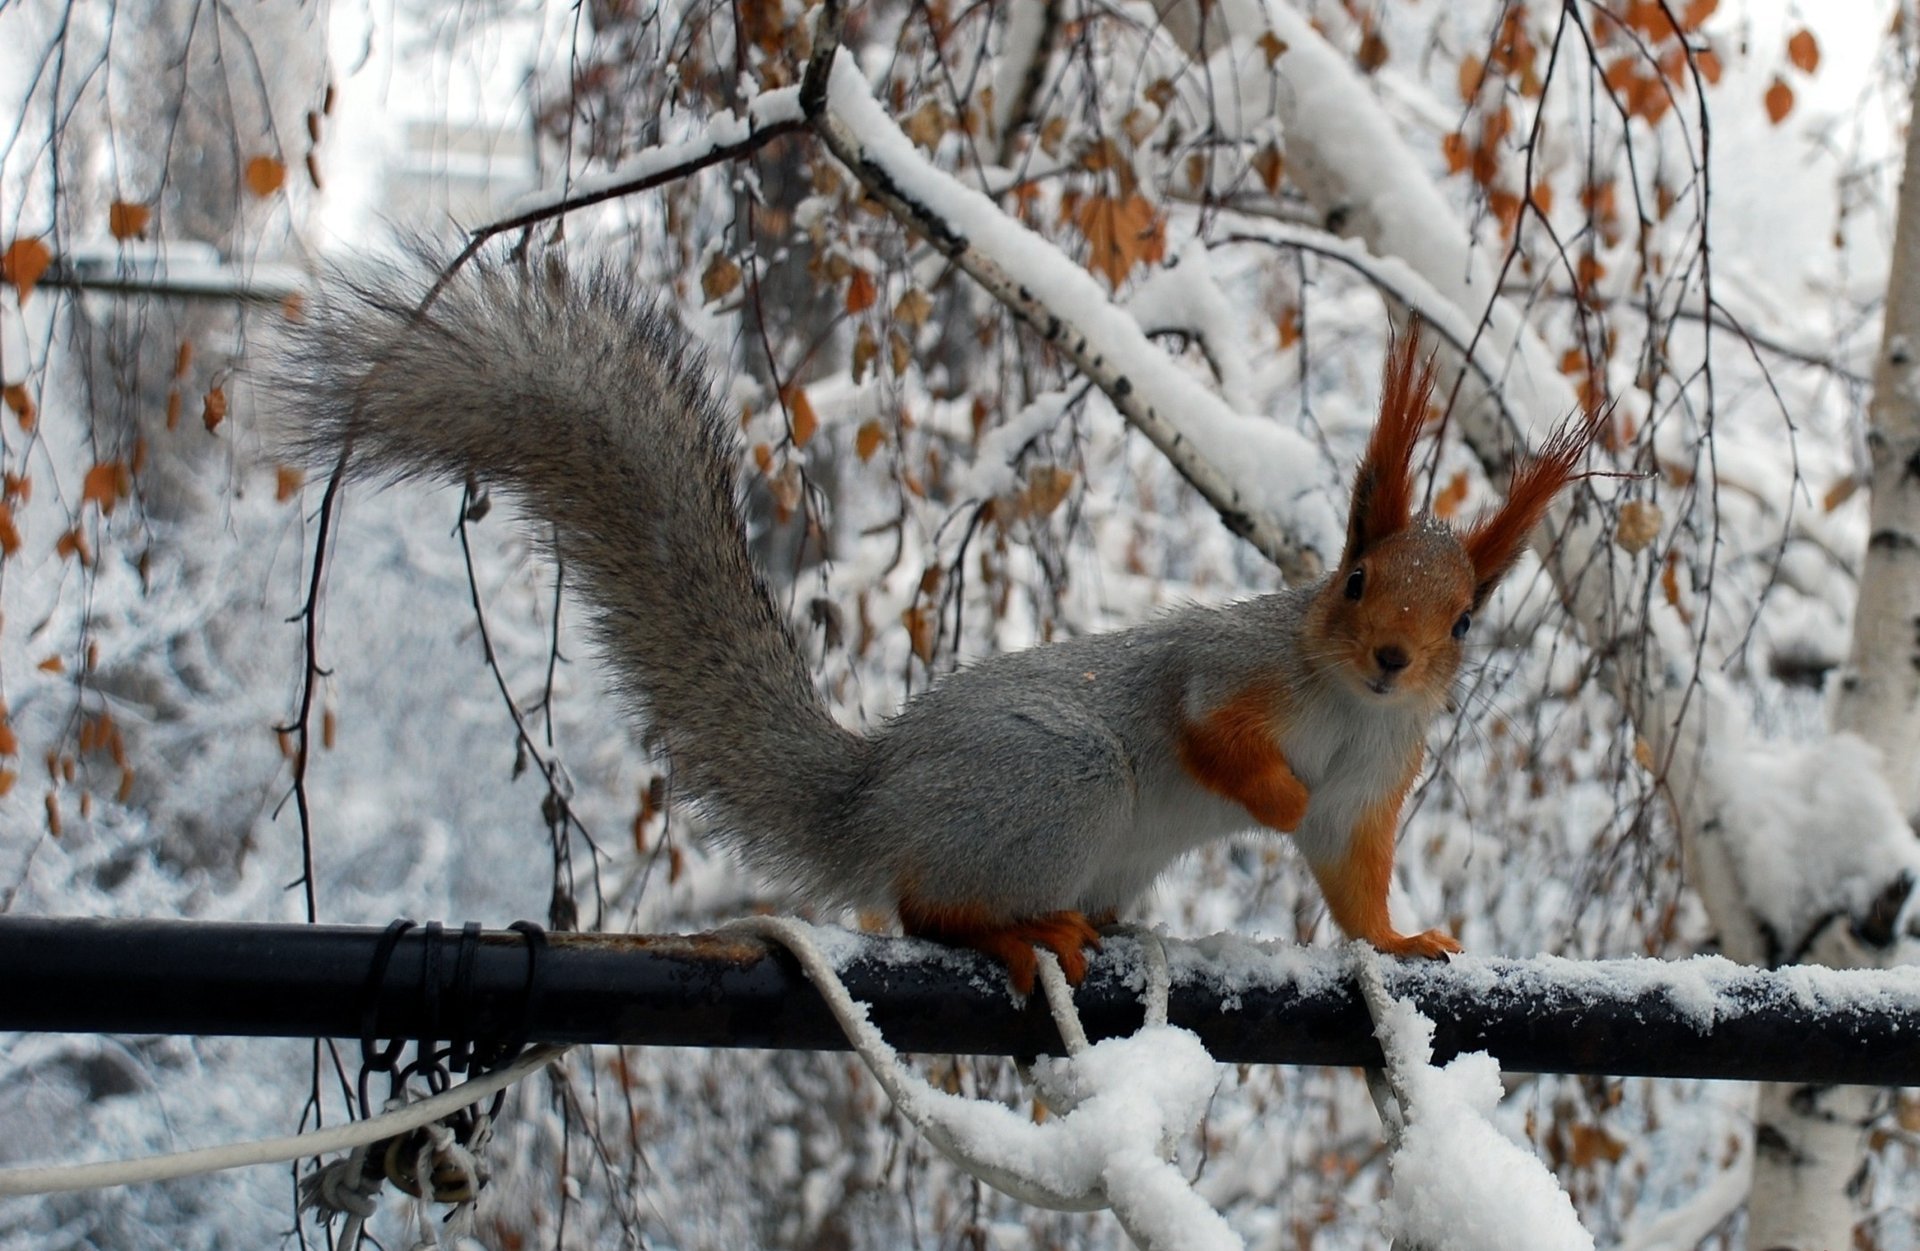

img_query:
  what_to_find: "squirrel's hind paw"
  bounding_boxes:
[1372,928,1462,960]
[899,902,1102,995]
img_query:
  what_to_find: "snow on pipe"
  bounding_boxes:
[2,915,1917,1086]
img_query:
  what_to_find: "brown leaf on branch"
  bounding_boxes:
[1764,77,1794,125]
[700,252,741,304]
[82,461,130,514]
[1072,192,1165,288]
[783,386,819,447]
[3,384,35,432]
[109,202,151,241]
[1786,28,1820,74]
[845,268,877,314]
[1252,143,1285,193]
[244,156,287,198]
[2,238,51,305]
[1682,0,1718,29]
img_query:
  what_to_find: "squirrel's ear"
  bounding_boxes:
[1341,324,1437,568]
[1461,407,1604,606]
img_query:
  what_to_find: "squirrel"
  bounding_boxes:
[276,250,1598,995]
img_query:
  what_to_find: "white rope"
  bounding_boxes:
[727,916,1243,1250]
[0,1043,566,1197]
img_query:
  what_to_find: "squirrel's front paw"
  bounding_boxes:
[1372,928,1461,960]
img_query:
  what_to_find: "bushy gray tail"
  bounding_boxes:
[273,249,867,892]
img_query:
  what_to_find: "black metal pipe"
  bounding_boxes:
[2,915,1914,1085]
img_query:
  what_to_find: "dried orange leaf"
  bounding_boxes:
[82,461,129,514]
[902,603,937,664]
[3,383,34,432]
[0,720,16,756]
[2,238,50,305]
[784,385,818,447]
[1786,28,1820,74]
[851,323,879,383]
[1457,54,1485,103]
[1822,475,1860,513]
[1257,31,1288,66]
[1764,76,1793,125]
[0,770,15,798]
[55,528,91,566]
[1277,307,1301,349]
[322,707,337,751]
[1021,465,1075,519]
[109,201,152,241]
[904,99,947,149]
[1072,192,1166,287]
[855,420,886,462]
[1682,0,1718,29]
[202,386,228,432]
[0,503,20,555]
[1441,131,1471,175]
[44,791,59,837]
[1433,471,1471,520]
[700,252,741,304]
[751,442,774,475]
[174,340,194,378]
[244,155,287,197]
[166,389,183,431]
[845,268,877,314]
[36,656,62,674]
[1615,498,1663,553]
[1251,143,1285,194]
[893,288,933,328]
[275,464,305,501]
[1356,30,1388,73]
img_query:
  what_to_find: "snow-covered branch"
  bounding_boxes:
[805,45,1332,584]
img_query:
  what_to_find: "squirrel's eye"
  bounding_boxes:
[1344,567,1366,600]
[1451,612,1472,640]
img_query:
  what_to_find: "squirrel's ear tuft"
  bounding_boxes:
[1461,406,1605,605]
[1342,323,1437,568]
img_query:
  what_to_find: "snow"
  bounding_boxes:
[1712,730,1920,955]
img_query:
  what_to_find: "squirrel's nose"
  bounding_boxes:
[1374,645,1410,674]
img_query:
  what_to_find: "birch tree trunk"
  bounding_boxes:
[1746,56,1920,1251]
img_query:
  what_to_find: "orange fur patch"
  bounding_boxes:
[1176,687,1309,831]
[1305,748,1460,958]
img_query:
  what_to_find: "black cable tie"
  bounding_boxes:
[484,920,547,1072]
[447,921,483,1075]
[358,918,417,1118]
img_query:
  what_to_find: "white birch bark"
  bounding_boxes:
[1747,58,1920,1251]
[1836,64,1920,812]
